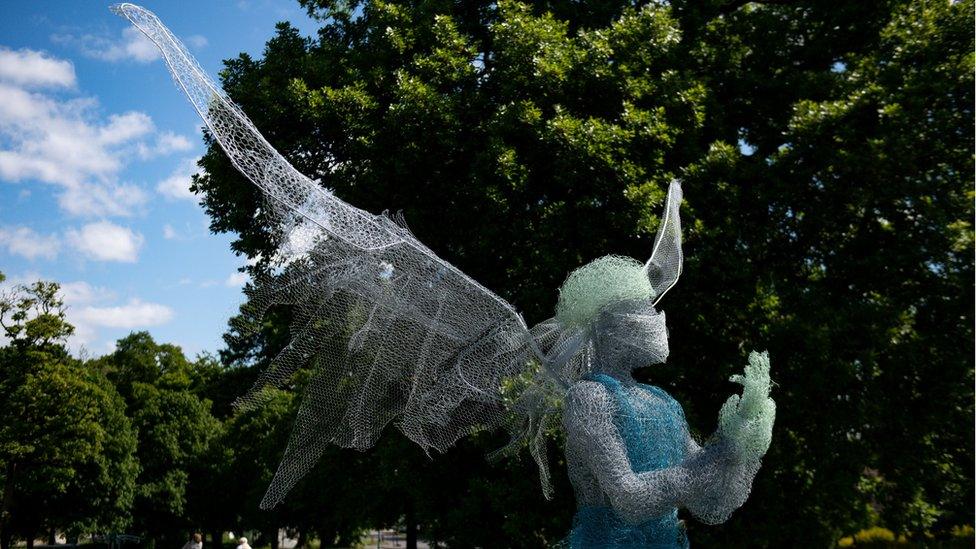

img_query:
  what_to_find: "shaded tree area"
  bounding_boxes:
[89,334,221,547]
[0,0,971,547]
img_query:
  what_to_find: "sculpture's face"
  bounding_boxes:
[592,299,669,379]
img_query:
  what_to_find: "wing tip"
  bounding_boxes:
[109,3,139,17]
[258,489,284,510]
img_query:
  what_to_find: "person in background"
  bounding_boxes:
[235,537,251,549]
[181,533,202,549]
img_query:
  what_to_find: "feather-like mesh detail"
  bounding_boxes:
[111,3,554,508]
[646,181,683,305]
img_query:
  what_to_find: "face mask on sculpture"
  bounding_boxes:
[591,300,669,378]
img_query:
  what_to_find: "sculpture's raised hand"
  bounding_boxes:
[718,351,776,460]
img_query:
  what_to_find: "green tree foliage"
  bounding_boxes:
[190,0,971,545]
[677,1,974,544]
[0,276,137,549]
[222,386,295,545]
[93,333,220,544]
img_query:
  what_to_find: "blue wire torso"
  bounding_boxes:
[568,373,690,548]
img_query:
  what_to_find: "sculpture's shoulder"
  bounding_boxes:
[566,379,613,410]
[635,383,680,405]
[564,379,615,433]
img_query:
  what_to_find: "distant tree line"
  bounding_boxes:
[0,274,377,548]
[0,0,972,547]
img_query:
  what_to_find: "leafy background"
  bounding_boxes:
[1,0,972,547]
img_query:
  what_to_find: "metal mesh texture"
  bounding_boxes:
[113,5,773,533]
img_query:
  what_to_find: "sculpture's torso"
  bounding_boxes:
[567,373,690,548]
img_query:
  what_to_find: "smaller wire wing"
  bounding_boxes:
[645,181,683,305]
[112,3,540,508]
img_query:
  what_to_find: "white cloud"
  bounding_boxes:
[0,273,170,356]
[52,28,207,64]
[55,27,158,63]
[0,84,153,187]
[138,131,193,159]
[225,271,248,287]
[162,223,177,239]
[0,47,76,89]
[156,157,200,201]
[75,298,174,328]
[186,35,209,49]
[65,221,144,263]
[0,82,153,216]
[99,111,154,144]
[0,48,193,217]
[57,182,149,218]
[59,280,115,306]
[0,226,60,260]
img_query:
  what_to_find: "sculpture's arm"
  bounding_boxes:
[679,351,776,525]
[677,433,762,524]
[564,380,691,525]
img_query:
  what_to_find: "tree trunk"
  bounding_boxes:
[26,536,34,549]
[48,529,56,545]
[264,529,279,549]
[209,530,222,549]
[405,499,417,549]
[0,462,16,549]
[317,523,335,548]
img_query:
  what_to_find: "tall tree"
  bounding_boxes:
[675,0,974,544]
[93,332,220,546]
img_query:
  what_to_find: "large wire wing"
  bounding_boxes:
[112,3,540,508]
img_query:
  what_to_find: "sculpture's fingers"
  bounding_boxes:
[748,350,770,370]
[747,351,771,382]
[718,394,741,434]
[738,377,766,419]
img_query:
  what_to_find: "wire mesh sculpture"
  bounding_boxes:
[113,4,776,546]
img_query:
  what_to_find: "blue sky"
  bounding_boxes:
[0,1,320,357]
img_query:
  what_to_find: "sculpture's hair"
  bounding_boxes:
[556,256,655,329]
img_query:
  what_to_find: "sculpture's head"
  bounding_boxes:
[553,181,683,378]
[555,256,669,375]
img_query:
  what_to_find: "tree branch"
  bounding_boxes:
[716,0,796,18]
